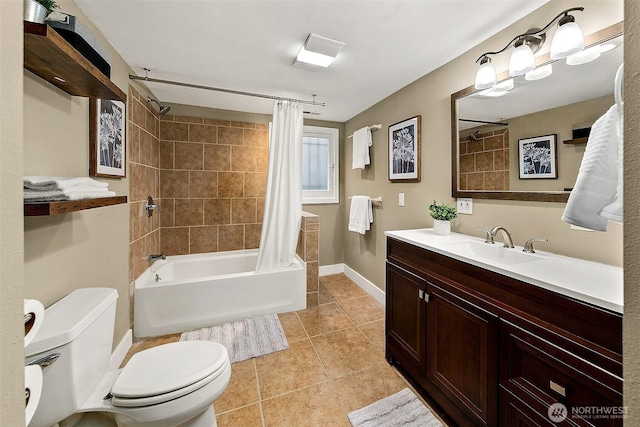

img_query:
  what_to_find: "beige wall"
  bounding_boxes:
[343,1,624,295]
[624,0,639,415]
[22,0,138,349]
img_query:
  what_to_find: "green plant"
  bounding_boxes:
[429,200,458,221]
[35,0,59,13]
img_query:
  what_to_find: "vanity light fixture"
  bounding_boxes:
[293,33,345,71]
[474,7,584,89]
[566,45,600,66]
[525,63,553,81]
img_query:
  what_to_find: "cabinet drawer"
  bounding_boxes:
[500,321,623,427]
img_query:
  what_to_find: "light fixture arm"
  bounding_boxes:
[474,7,584,63]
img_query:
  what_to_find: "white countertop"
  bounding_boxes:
[386,229,623,314]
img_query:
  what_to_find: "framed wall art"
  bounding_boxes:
[518,134,557,179]
[89,98,126,178]
[389,115,421,181]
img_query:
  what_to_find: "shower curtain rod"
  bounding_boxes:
[459,118,509,126]
[128,75,326,107]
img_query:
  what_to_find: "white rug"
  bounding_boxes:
[348,388,443,427]
[179,314,288,363]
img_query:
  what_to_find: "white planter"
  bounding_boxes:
[433,219,451,236]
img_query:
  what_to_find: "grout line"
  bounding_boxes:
[253,358,266,427]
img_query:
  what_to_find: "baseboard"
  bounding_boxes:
[108,329,132,371]
[319,263,345,276]
[343,265,385,306]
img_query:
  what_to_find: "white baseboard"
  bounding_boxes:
[319,263,345,276]
[108,329,132,371]
[343,265,385,307]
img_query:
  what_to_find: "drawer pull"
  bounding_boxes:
[550,380,566,397]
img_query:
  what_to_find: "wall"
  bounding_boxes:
[343,1,624,295]
[624,0,640,415]
[22,0,142,349]
[0,0,24,424]
[459,128,510,191]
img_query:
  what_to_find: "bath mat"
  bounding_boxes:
[348,388,442,427]
[179,314,288,364]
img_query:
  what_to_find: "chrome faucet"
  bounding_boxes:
[490,226,515,248]
[477,227,495,244]
[523,238,548,253]
[147,254,166,263]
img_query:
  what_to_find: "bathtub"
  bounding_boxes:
[134,249,306,338]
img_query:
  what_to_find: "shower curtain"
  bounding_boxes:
[256,100,303,272]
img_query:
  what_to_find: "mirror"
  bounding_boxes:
[452,22,623,202]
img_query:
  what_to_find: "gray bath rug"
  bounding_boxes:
[179,314,288,364]
[348,388,443,427]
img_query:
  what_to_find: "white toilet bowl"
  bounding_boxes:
[25,288,231,427]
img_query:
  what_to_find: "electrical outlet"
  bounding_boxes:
[457,198,473,214]
[399,193,405,207]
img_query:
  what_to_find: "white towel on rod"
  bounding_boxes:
[352,126,372,170]
[348,195,373,234]
[562,105,622,230]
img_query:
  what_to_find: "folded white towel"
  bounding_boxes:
[348,195,373,234]
[24,189,116,202]
[562,105,621,231]
[24,176,109,191]
[352,126,372,170]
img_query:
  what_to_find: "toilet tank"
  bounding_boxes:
[25,288,118,427]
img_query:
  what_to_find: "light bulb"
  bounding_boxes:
[475,57,496,90]
[509,42,536,77]
[550,18,584,60]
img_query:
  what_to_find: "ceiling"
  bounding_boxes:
[76,0,549,123]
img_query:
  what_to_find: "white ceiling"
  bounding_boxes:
[76,0,549,123]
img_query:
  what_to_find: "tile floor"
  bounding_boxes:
[125,274,446,427]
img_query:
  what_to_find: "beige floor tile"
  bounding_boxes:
[278,312,308,342]
[321,276,367,301]
[338,295,384,325]
[255,339,328,399]
[262,382,350,427]
[121,334,180,367]
[318,284,335,305]
[214,359,259,413]
[297,303,355,337]
[311,327,383,379]
[216,403,263,427]
[358,319,385,355]
[332,362,408,412]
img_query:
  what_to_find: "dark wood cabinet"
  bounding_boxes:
[385,237,623,427]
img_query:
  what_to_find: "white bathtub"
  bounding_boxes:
[134,249,306,338]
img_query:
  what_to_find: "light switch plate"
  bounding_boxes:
[457,198,473,214]
[399,193,405,207]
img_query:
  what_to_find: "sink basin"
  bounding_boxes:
[441,241,543,266]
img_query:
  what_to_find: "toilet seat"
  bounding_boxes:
[111,341,228,408]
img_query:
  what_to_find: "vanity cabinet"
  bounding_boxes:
[385,237,623,427]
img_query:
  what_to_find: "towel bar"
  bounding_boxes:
[348,124,382,139]
[348,196,383,205]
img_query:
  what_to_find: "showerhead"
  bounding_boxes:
[469,130,480,141]
[147,97,171,116]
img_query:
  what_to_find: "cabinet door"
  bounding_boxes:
[426,282,498,426]
[385,263,427,373]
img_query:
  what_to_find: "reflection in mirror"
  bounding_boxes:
[452,23,623,202]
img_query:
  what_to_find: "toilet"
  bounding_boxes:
[25,288,231,427]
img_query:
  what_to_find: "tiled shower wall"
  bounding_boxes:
[128,86,161,324]
[459,128,510,191]
[158,115,269,254]
[297,213,320,307]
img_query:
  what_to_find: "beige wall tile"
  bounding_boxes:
[218,224,244,251]
[204,144,230,171]
[160,170,190,198]
[244,223,262,249]
[256,198,265,223]
[160,140,174,169]
[189,123,217,143]
[204,118,230,126]
[190,171,217,198]
[189,226,218,254]
[160,121,189,141]
[296,230,305,258]
[218,126,243,145]
[128,125,141,164]
[160,198,175,227]
[161,227,190,255]
[256,147,269,173]
[232,198,257,224]
[174,199,204,226]
[244,128,268,147]
[231,145,257,172]
[306,261,319,293]
[244,173,266,197]
[218,172,243,198]
[305,230,319,261]
[231,120,255,129]
[131,98,145,127]
[204,199,231,225]
[475,151,494,172]
[174,115,203,124]
[175,142,203,170]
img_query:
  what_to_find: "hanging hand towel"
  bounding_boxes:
[352,126,372,170]
[601,110,624,222]
[348,195,373,234]
[562,105,621,231]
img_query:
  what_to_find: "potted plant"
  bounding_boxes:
[429,200,457,236]
[24,0,59,24]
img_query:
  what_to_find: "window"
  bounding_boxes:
[302,126,339,204]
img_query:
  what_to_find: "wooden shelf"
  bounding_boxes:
[25,196,127,216]
[24,22,126,101]
[563,137,588,145]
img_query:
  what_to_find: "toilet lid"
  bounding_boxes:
[111,341,228,402]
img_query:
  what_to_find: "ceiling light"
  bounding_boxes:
[550,13,585,60]
[474,7,584,89]
[525,63,553,81]
[566,45,600,65]
[509,39,536,76]
[474,56,497,90]
[293,33,345,71]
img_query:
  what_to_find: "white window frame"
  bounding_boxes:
[302,125,339,204]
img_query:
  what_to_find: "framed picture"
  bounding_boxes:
[89,98,126,178]
[389,115,421,181]
[518,134,557,179]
